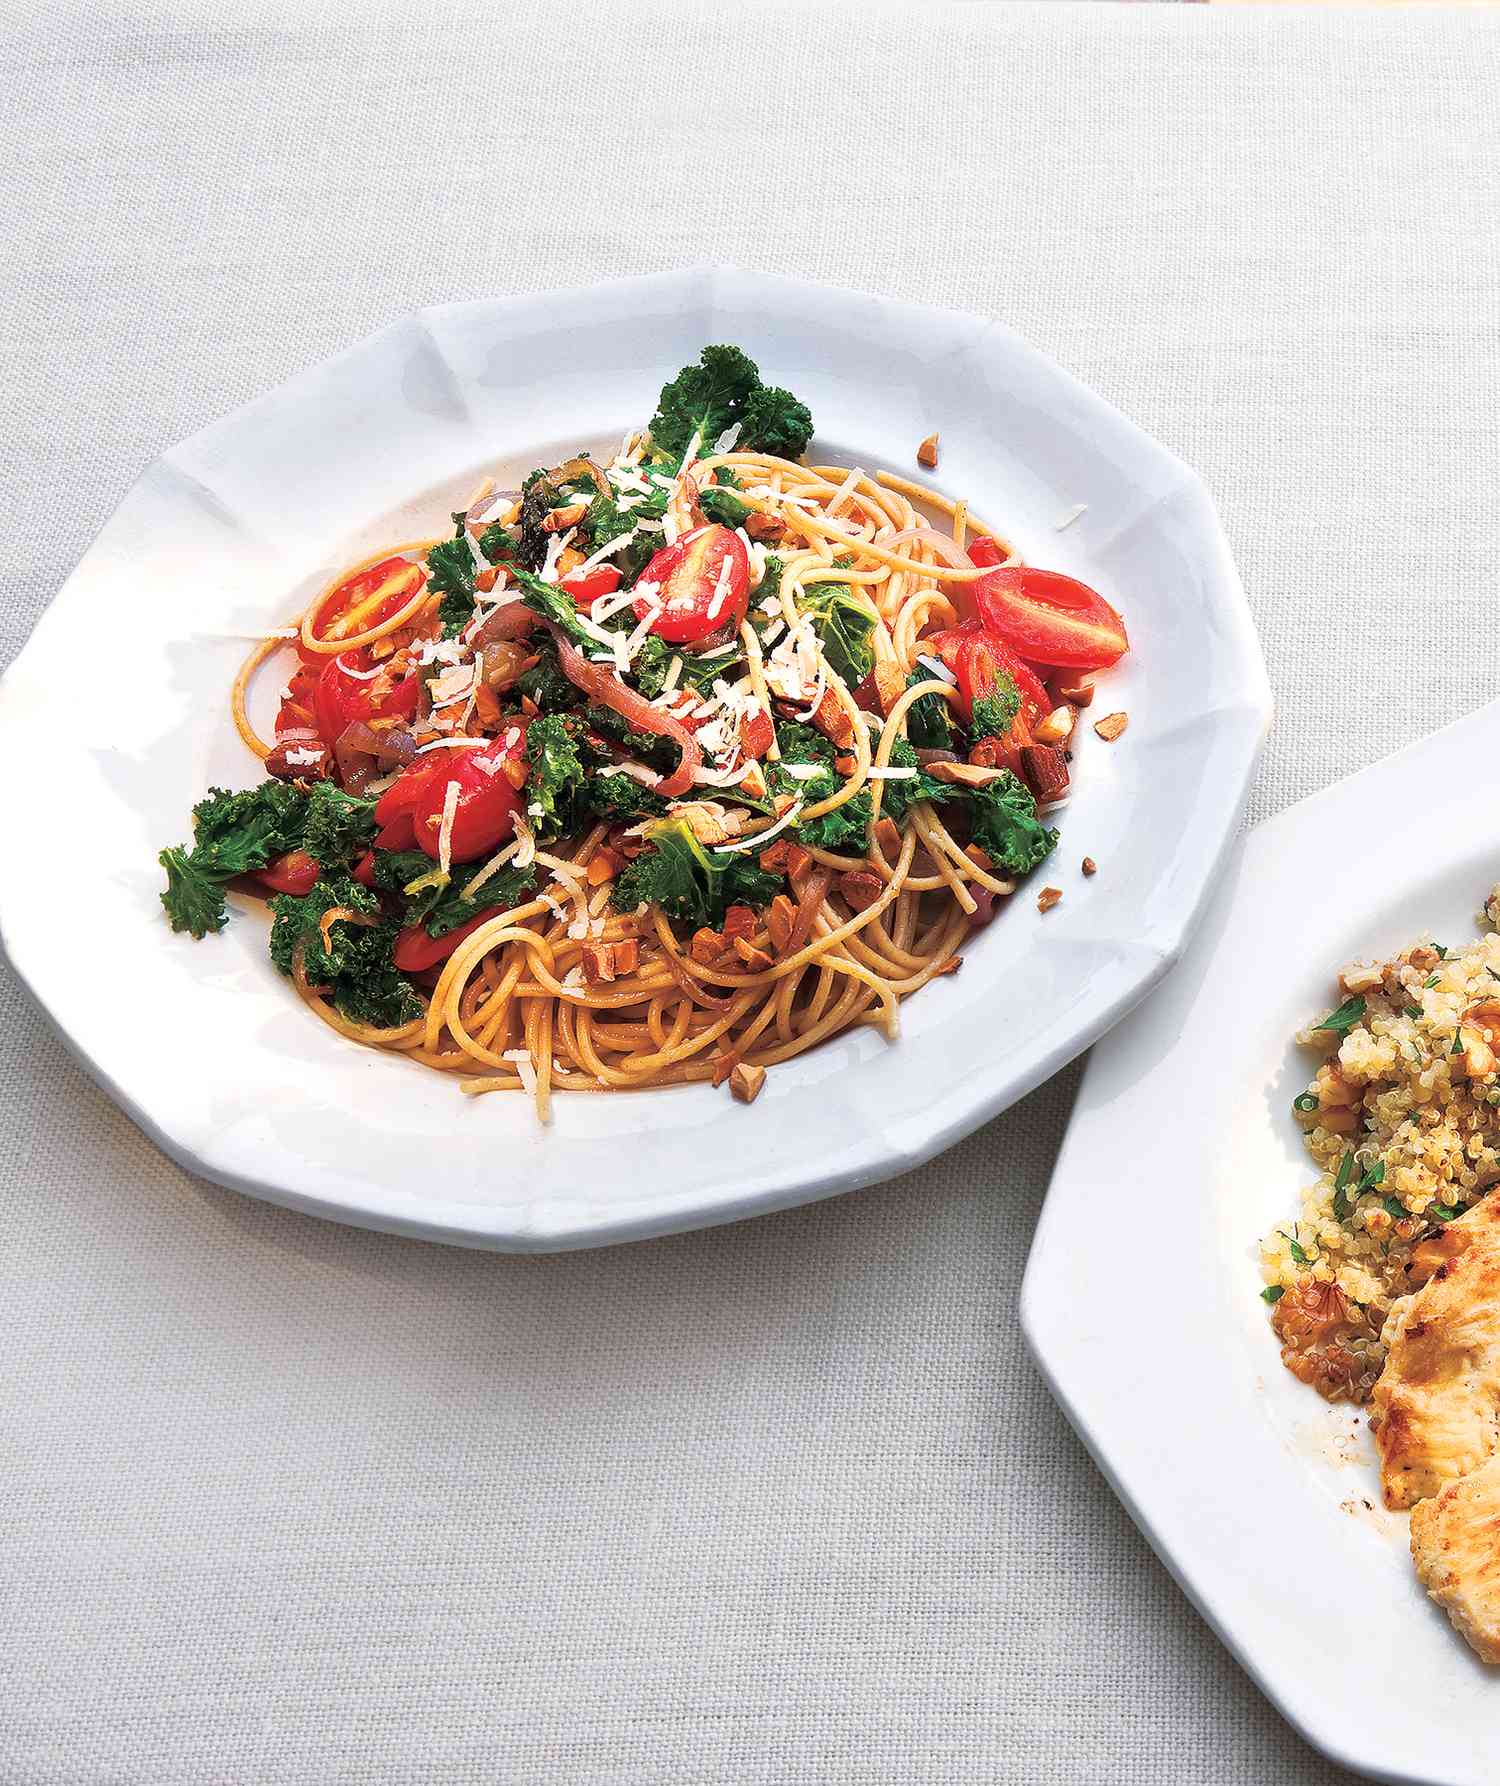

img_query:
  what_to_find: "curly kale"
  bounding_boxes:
[611,816,781,929]
[965,771,1058,877]
[524,713,587,840]
[301,782,377,868]
[428,516,478,638]
[516,640,581,713]
[365,847,539,937]
[267,874,421,1028]
[903,667,955,753]
[159,781,310,937]
[877,738,956,827]
[969,674,1021,746]
[768,722,871,853]
[583,774,669,826]
[648,346,813,465]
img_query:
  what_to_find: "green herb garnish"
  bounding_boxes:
[1315,996,1366,1037]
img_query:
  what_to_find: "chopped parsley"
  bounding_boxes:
[1331,1151,1357,1221]
[1292,1092,1320,1113]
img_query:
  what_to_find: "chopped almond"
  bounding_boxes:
[542,500,589,533]
[1081,856,1098,877]
[612,937,640,975]
[473,682,502,730]
[766,894,797,953]
[837,870,884,912]
[738,760,769,801]
[809,687,855,748]
[581,943,617,985]
[745,512,785,543]
[1020,745,1070,804]
[965,845,994,873]
[1037,886,1063,913]
[475,564,501,593]
[689,927,722,965]
[729,1061,767,1105]
[1033,705,1075,747]
[721,904,757,943]
[872,817,902,860]
[711,1050,740,1090]
[501,757,527,791]
[586,850,620,886]
[733,937,774,971]
[872,660,907,716]
[556,547,584,576]
[1051,674,1095,708]
[1093,711,1128,743]
[916,433,940,469]
[833,753,856,776]
[785,842,814,889]
[758,837,793,873]
[968,736,1006,770]
[932,955,962,977]
[677,802,736,847]
[928,759,1008,789]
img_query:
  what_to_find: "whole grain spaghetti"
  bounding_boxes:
[160,346,1130,1119]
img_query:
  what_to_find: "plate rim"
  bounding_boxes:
[0,266,1272,1251]
[1020,697,1500,1786]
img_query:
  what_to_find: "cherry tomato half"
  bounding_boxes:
[967,535,1007,569]
[314,651,421,754]
[632,525,749,645]
[968,566,1127,671]
[924,622,1050,731]
[561,563,623,612]
[392,906,511,973]
[373,730,528,864]
[300,556,426,666]
[255,849,320,897]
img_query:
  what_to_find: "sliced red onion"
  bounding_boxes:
[543,620,702,798]
[877,526,973,569]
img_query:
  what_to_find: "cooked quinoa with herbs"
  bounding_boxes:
[1260,888,1500,1403]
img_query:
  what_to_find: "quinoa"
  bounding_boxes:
[1260,888,1500,1402]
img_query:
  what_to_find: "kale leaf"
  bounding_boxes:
[516,640,581,713]
[267,874,422,1028]
[611,815,781,928]
[301,782,377,868]
[969,675,1021,745]
[648,346,813,464]
[966,770,1058,877]
[903,667,955,753]
[583,774,670,826]
[878,738,954,827]
[801,582,876,688]
[365,847,539,938]
[524,713,587,839]
[428,517,478,638]
[700,484,750,529]
[159,781,310,937]
[769,722,871,852]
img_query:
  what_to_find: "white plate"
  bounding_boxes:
[0,267,1269,1251]
[1022,701,1500,1786]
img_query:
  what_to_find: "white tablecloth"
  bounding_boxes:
[5,4,1499,1781]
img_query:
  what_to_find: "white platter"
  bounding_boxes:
[1022,700,1500,1786]
[0,267,1268,1250]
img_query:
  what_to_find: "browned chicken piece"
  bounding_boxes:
[1410,1453,1500,1663]
[1372,1195,1500,1509]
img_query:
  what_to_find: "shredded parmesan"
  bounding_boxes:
[778,762,826,781]
[864,766,918,780]
[915,654,958,687]
[501,1048,539,1097]
[436,779,461,877]
[715,800,804,853]
[660,655,683,695]
[413,737,489,755]
[284,747,323,766]
[510,811,537,868]
[577,529,637,572]
[713,423,741,454]
[1055,503,1087,531]
[461,837,521,901]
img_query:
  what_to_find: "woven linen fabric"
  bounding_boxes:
[5,4,1500,1782]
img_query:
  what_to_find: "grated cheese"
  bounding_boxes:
[660,655,683,696]
[501,1048,538,1097]
[436,779,461,877]
[915,654,958,687]
[864,766,917,780]
[705,554,734,622]
[713,423,741,454]
[577,530,638,572]
[413,737,489,755]
[1055,503,1087,531]
[714,800,804,853]
[284,747,323,766]
[460,837,521,902]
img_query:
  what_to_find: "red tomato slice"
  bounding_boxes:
[925,622,1049,729]
[968,535,1006,569]
[374,732,527,864]
[969,567,1127,670]
[300,557,426,666]
[561,563,623,611]
[314,651,421,753]
[351,851,378,888]
[633,525,749,644]
[256,849,320,896]
[392,906,509,973]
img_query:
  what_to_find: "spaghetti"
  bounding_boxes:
[161,346,1129,1119]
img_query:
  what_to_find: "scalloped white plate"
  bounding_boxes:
[1022,700,1500,1786]
[0,267,1269,1250]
